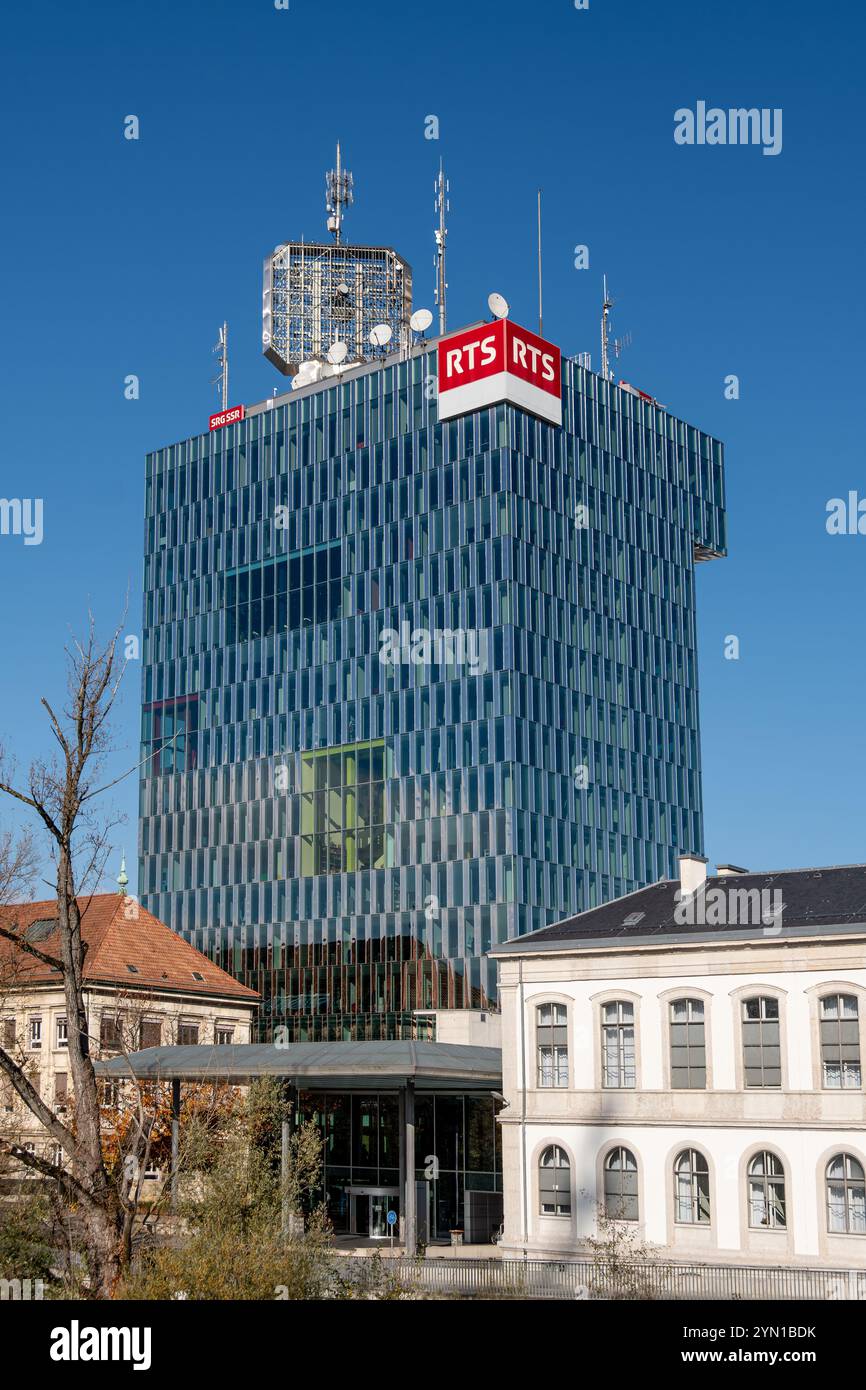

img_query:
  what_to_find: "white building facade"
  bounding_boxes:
[493,858,866,1269]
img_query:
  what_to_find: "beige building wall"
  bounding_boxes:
[1,985,256,1156]
[423,1009,502,1048]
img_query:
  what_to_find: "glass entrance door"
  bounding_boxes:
[349,1187,400,1238]
[369,1195,390,1239]
[353,1194,370,1236]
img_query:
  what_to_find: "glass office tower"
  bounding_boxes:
[140,348,726,1040]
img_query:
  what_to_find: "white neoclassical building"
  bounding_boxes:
[492,855,866,1268]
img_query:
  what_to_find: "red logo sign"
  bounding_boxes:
[209,404,245,431]
[437,319,561,425]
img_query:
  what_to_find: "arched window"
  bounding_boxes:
[826,1154,866,1234]
[603,1147,639,1222]
[747,1151,786,1229]
[539,1146,571,1216]
[820,995,861,1089]
[602,1001,635,1088]
[742,996,781,1088]
[536,1004,568,1087]
[669,998,706,1089]
[673,1149,711,1224]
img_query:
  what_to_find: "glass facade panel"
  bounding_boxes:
[140,352,725,1039]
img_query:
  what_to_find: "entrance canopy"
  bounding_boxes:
[96,1041,503,1253]
[95,1040,502,1091]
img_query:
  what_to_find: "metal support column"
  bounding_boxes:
[404,1079,416,1256]
[170,1076,181,1214]
[398,1086,407,1246]
[281,1115,291,1236]
[282,1081,298,1237]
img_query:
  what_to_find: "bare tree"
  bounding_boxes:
[0,617,130,1296]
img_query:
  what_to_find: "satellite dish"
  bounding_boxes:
[488,292,509,320]
[410,308,433,334]
[336,282,350,296]
[293,360,322,388]
[327,341,349,364]
[369,323,392,348]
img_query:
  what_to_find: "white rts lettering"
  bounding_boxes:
[444,334,498,379]
[510,335,556,382]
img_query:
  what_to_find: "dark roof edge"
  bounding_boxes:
[491,921,866,957]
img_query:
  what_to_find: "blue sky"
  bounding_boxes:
[0,0,863,895]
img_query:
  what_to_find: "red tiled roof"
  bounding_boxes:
[0,895,258,1003]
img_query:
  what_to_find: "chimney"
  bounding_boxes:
[679,853,708,896]
[716,863,749,878]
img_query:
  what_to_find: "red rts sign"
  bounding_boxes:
[209,404,245,431]
[437,319,561,426]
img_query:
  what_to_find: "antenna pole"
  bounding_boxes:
[537,188,543,336]
[213,321,228,409]
[326,141,354,244]
[601,275,612,381]
[335,142,341,243]
[434,159,449,336]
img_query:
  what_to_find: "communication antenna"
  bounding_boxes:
[369,323,392,356]
[325,141,354,243]
[434,159,449,335]
[537,188,543,336]
[326,340,349,365]
[488,291,510,320]
[212,321,229,410]
[600,276,615,380]
[410,307,433,342]
[294,359,323,389]
[614,330,633,362]
[600,276,632,380]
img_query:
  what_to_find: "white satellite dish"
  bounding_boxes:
[410,308,433,334]
[336,281,350,296]
[294,359,322,388]
[488,292,510,320]
[369,323,392,348]
[327,341,349,364]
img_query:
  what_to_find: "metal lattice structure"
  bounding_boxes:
[262,240,413,376]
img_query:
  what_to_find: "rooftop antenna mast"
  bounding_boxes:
[212,321,228,410]
[537,188,543,336]
[601,275,614,380]
[434,159,449,336]
[325,141,354,244]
